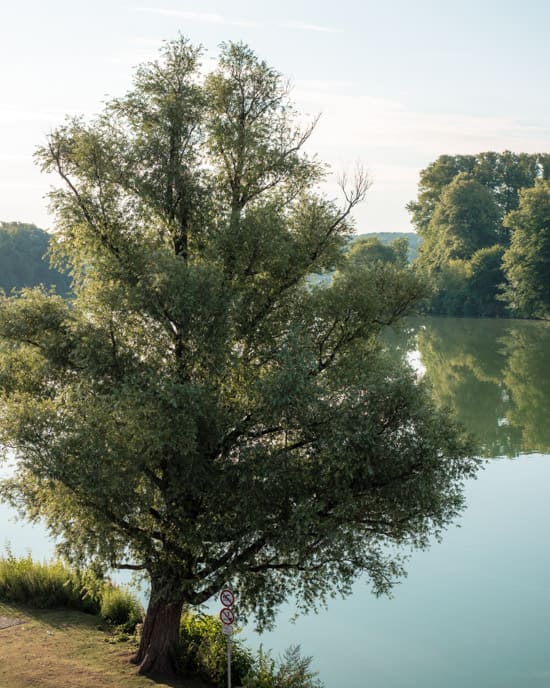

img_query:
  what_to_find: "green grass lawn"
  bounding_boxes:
[0,602,211,688]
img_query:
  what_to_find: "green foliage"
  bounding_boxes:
[408,151,550,237]
[243,646,322,688]
[352,232,422,262]
[179,611,253,686]
[0,550,98,612]
[308,233,420,287]
[465,245,507,317]
[346,235,408,268]
[425,245,507,317]
[407,154,477,233]
[426,260,471,316]
[0,547,103,614]
[0,222,71,296]
[501,181,550,319]
[178,613,321,688]
[99,585,143,631]
[0,36,477,675]
[0,551,142,630]
[420,173,500,270]
[410,152,550,317]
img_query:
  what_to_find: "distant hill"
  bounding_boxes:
[0,222,71,295]
[353,232,422,262]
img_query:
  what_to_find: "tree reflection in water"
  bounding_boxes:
[414,317,550,457]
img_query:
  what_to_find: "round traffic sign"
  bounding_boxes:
[220,588,235,607]
[220,607,235,625]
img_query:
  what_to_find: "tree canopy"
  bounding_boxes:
[419,172,500,270]
[409,152,550,318]
[345,235,408,269]
[408,151,550,238]
[0,37,477,677]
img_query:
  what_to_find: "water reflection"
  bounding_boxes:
[416,317,550,457]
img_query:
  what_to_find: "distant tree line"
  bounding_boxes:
[407,152,550,319]
[0,222,71,296]
[5,149,550,321]
[0,223,419,298]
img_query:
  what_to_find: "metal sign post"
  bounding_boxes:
[227,632,232,688]
[219,589,236,688]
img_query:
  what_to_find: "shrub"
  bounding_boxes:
[99,585,143,631]
[243,645,323,688]
[179,611,253,686]
[72,564,106,614]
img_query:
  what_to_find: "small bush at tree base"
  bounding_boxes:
[179,612,323,688]
[179,611,253,686]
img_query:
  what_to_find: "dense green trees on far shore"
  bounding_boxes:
[408,152,550,319]
[353,231,421,262]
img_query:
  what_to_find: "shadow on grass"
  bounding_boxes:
[0,602,214,688]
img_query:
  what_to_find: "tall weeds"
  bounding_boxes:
[0,548,142,629]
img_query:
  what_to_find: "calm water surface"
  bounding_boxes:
[2,317,550,688]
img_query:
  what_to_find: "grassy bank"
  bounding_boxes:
[0,601,209,688]
[0,555,323,688]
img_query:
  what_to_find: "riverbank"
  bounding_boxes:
[0,602,210,688]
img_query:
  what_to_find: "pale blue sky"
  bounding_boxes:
[1,0,549,233]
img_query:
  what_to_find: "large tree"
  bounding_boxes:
[0,38,477,677]
[417,172,500,271]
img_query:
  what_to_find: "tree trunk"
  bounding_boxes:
[131,582,184,678]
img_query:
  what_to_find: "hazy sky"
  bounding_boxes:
[2,0,550,233]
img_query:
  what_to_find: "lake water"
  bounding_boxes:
[2,317,550,688]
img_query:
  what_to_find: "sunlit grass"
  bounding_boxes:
[0,601,208,688]
[0,550,142,628]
